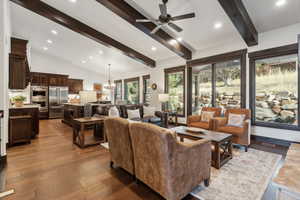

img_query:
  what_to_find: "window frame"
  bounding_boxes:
[249,43,299,131]
[187,49,247,115]
[114,79,122,103]
[124,77,140,105]
[142,75,150,104]
[164,65,186,117]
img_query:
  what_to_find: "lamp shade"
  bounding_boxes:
[158,94,169,102]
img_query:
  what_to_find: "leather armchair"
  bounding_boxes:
[104,117,134,174]
[187,107,222,130]
[129,122,211,200]
[213,108,251,152]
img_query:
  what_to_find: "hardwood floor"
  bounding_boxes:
[2,120,289,200]
[3,120,197,200]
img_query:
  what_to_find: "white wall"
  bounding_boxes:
[0,0,11,157]
[30,49,106,91]
[112,23,300,125]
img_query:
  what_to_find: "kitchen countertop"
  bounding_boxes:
[10,104,40,109]
[64,103,111,107]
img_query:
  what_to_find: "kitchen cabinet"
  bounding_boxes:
[9,115,32,146]
[9,54,30,89]
[68,79,83,94]
[31,72,68,87]
[49,75,68,86]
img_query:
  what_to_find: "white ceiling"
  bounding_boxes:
[243,0,300,33]
[10,0,300,77]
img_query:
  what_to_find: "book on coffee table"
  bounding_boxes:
[185,127,206,134]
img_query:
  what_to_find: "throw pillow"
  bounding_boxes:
[201,111,215,122]
[108,106,120,117]
[127,109,140,119]
[227,113,246,127]
[143,106,156,117]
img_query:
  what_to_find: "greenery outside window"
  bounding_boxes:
[187,49,247,115]
[164,66,185,116]
[114,80,122,103]
[143,75,151,104]
[249,44,299,130]
[124,77,140,104]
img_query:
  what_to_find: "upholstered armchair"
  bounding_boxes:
[187,107,222,130]
[213,108,251,152]
[104,117,134,174]
[129,122,211,200]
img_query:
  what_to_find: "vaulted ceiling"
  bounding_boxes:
[10,0,300,77]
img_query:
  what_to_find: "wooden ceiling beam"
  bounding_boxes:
[96,0,192,60]
[10,0,156,67]
[218,0,258,46]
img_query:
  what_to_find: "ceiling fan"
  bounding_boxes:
[136,0,195,34]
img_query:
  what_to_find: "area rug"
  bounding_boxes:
[100,142,281,200]
[191,148,281,200]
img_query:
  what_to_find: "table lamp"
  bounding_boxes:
[79,91,97,118]
[158,93,169,111]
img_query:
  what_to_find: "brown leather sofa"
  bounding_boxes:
[213,108,251,152]
[104,117,134,174]
[129,122,211,200]
[187,107,222,130]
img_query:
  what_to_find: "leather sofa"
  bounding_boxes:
[95,104,168,127]
[213,108,251,152]
[187,107,222,130]
[129,122,211,200]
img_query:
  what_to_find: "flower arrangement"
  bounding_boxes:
[11,95,26,107]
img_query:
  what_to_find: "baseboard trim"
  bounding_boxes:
[0,155,7,168]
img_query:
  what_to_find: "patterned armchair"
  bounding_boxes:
[187,107,222,130]
[213,108,251,152]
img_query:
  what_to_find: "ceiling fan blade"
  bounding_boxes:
[171,13,195,21]
[151,25,162,34]
[168,22,183,32]
[136,19,152,23]
[159,4,167,17]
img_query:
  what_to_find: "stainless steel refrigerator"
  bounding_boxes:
[49,87,68,119]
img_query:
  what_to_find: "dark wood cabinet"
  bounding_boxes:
[49,75,68,86]
[68,79,83,94]
[9,107,39,138]
[31,72,68,87]
[9,115,32,146]
[9,54,30,89]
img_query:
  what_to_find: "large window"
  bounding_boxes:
[165,66,185,116]
[249,44,299,130]
[188,50,246,115]
[124,77,140,104]
[143,75,151,104]
[114,80,122,103]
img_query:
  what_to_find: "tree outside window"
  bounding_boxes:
[124,77,140,104]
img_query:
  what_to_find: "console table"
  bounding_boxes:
[72,116,107,148]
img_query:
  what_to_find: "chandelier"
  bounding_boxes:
[104,64,115,90]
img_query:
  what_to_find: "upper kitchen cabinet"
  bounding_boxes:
[48,74,69,87]
[9,37,30,90]
[31,72,49,86]
[68,79,83,94]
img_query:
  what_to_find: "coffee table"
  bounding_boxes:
[171,126,233,169]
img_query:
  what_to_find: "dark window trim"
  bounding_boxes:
[187,49,247,115]
[124,77,140,104]
[164,65,186,117]
[143,75,150,104]
[249,43,299,131]
[114,79,122,102]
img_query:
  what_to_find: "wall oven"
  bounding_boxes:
[31,86,48,113]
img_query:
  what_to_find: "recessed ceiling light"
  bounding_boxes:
[81,60,86,64]
[276,0,286,7]
[98,50,103,54]
[47,39,53,44]
[69,0,77,3]
[214,22,223,29]
[51,30,58,35]
[151,46,157,51]
[43,47,48,51]
[89,56,93,60]
[169,39,177,45]
[177,37,183,42]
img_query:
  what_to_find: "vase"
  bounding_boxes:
[14,101,24,107]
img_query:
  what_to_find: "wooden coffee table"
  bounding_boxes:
[72,116,107,148]
[171,126,233,169]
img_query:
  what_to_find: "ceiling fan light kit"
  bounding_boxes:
[136,0,195,34]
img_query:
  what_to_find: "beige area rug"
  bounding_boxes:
[100,143,281,200]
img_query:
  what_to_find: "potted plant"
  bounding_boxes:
[12,96,26,107]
